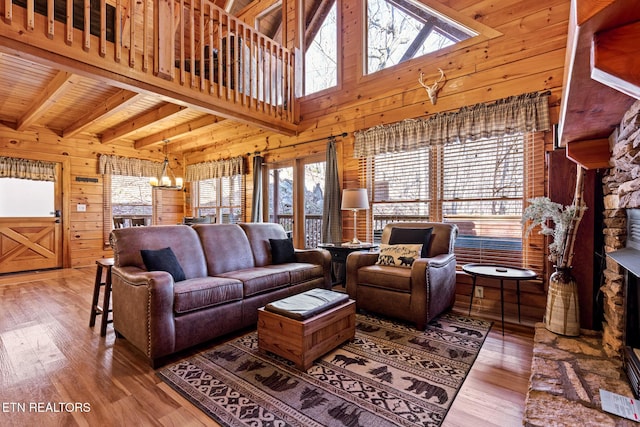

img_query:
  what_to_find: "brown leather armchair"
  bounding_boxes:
[346,222,458,330]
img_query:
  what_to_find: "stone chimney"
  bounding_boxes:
[601,100,640,357]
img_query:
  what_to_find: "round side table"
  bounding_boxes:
[462,263,537,335]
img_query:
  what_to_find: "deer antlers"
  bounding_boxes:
[418,68,445,105]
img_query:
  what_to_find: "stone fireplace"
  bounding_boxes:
[524,101,640,426]
[601,99,640,364]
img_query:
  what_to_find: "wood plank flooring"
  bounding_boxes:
[0,267,534,426]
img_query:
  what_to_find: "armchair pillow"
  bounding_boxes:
[388,227,433,258]
[140,247,186,282]
[375,244,423,268]
[269,238,296,264]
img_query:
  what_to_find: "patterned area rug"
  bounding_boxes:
[158,312,491,427]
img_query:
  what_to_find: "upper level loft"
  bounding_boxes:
[0,0,298,148]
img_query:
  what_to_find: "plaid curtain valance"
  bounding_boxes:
[185,156,244,182]
[99,154,163,177]
[354,91,551,158]
[0,156,57,181]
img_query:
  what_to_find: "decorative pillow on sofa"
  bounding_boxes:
[388,227,433,258]
[140,247,186,282]
[269,238,297,264]
[375,244,423,268]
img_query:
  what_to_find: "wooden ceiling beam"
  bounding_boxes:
[172,125,264,153]
[16,71,80,131]
[134,115,224,149]
[101,103,188,144]
[62,90,144,138]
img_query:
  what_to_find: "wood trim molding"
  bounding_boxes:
[566,138,612,170]
[592,20,640,100]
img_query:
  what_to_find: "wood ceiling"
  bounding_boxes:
[0,0,287,156]
[0,52,232,154]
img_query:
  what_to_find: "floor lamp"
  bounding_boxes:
[341,188,369,245]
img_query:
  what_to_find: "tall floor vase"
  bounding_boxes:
[544,266,580,336]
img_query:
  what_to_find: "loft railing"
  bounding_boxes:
[1,0,297,131]
[157,0,294,121]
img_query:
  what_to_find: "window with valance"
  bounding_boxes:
[99,154,164,245]
[187,157,245,224]
[354,91,549,274]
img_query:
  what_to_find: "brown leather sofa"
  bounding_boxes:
[110,222,331,367]
[345,222,458,330]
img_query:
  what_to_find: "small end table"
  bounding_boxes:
[317,242,378,286]
[463,263,537,335]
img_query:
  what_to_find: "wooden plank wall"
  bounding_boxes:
[181,0,570,323]
[188,0,569,222]
[0,0,569,322]
[0,126,181,268]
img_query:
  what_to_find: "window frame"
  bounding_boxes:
[102,174,155,248]
[191,173,245,224]
[264,153,326,248]
[363,0,477,76]
[361,131,546,274]
[300,0,342,99]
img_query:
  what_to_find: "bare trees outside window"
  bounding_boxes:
[366,0,476,74]
[304,0,337,95]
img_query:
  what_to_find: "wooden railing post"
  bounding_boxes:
[155,0,174,80]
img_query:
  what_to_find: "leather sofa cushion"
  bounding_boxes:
[275,263,324,284]
[174,277,243,314]
[111,225,208,279]
[358,265,412,292]
[240,223,288,267]
[193,224,256,275]
[218,267,291,297]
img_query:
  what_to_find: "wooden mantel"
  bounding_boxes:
[559,0,640,169]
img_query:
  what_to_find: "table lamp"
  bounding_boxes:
[341,188,369,245]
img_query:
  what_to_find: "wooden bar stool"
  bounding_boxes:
[89,258,115,336]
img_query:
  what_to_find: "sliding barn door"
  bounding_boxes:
[0,166,63,274]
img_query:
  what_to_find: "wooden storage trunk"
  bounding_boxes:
[257,299,355,370]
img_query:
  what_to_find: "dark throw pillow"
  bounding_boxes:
[388,227,433,258]
[270,238,296,264]
[140,247,186,282]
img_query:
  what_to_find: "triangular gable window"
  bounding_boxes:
[366,0,482,74]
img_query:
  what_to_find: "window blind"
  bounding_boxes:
[368,147,432,240]
[359,131,546,274]
[194,174,244,223]
[443,134,524,268]
[102,175,153,247]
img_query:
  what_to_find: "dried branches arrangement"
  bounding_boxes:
[523,164,587,268]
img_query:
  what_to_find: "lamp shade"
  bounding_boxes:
[341,188,369,210]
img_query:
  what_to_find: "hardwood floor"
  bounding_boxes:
[0,267,534,426]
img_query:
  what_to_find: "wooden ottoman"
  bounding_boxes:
[258,288,356,371]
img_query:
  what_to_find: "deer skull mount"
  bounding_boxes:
[419,68,446,105]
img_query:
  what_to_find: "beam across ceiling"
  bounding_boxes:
[101,102,188,144]
[16,70,81,131]
[63,90,144,138]
[134,115,224,149]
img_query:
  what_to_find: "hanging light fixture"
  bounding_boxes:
[150,140,183,189]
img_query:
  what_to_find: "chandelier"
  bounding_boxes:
[150,140,183,189]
